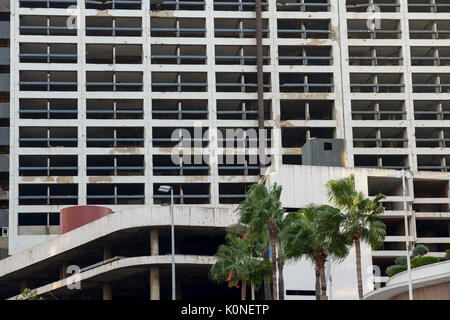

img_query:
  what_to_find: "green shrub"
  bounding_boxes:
[411,256,440,268]
[386,265,407,277]
[445,249,450,259]
[412,244,429,257]
[394,256,407,266]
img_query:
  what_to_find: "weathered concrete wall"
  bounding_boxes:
[0,0,9,11]
[0,21,9,39]
[302,139,346,167]
[0,47,9,65]
[0,74,9,92]
[392,282,450,300]
[0,103,8,118]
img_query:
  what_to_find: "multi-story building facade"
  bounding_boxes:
[8,0,450,268]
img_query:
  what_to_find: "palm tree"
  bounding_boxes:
[209,233,270,300]
[237,183,285,300]
[326,174,386,300]
[283,205,349,300]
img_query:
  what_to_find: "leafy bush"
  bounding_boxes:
[445,249,450,259]
[412,244,429,257]
[386,265,407,277]
[411,256,440,268]
[394,256,407,266]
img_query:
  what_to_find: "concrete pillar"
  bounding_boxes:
[103,282,112,300]
[59,263,68,280]
[19,279,27,293]
[104,246,111,260]
[150,267,160,300]
[150,229,160,300]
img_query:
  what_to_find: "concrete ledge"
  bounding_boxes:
[364,260,450,300]
[2,205,237,277]
[7,255,216,300]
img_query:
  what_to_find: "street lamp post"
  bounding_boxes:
[397,169,414,300]
[158,185,175,300]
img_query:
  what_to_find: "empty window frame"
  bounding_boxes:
[414,100,450,120]
[19,71,77,91]
[153,155,210,176]
[151,45,206,65]
[411,47,450,66]
[86,127,144,148]
[152,127,209,147]
[19,127,78,147]
[20,43,77,63]
[412,73,450,93]
[214,0,268,11]
[19,99,77,119]
[20,0,76,8]
[408,0,450,13]
[217,127,272,148]
[216,72,271,92]
[218,155,262,176]
[152,72,207,92]
[86,99,143,120]
[350,73,404,93]
[20,15,77,36]
[19,155,77,176]
[347,19,401,39]
[216,100,271,120]
[352,127,408,148]
[87,155,144,176]
[409,20,450,39]
[86,16,142,36]
[19,184,78,205]
[214,18,269,38]
[219,183,252,204]
[280,100,334,120]
[349,46,403,66]
[18,212,60,235]
[152,100,208,120]
[278,19,330,39]
[279,73,334,93]
[86,44,143,64]
[278,46,332,66]
[354,154,409,169]
[277,0,330,12]
[282,127,335,148]
[86,72,143,91]
[415,127,450,148]
[87,183,145,205]
[351,100,406,120]
[417,155,450,172]
[346,0,399,12]
[151,18,206,37]
[151,0,204,10]
[86,0,142,10]
[153,183,210,204]
[215,45,270,65]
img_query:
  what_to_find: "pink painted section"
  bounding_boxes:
[60,206,112,234]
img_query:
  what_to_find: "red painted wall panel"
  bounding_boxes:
[60,206,112,234]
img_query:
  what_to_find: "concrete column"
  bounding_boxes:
[19,279,27,293]
[150,267,160,300]
[103,282,112,300]
[59,263,68,280]
[150,229,160,300]
[104,246,112,260]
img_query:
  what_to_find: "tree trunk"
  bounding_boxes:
[315,265,321,300]
[241,279,247,301]
[354,237,363,300]
[251,283,255,300]
[277,257,285,300]
[319,262,327,300]
[269,234,278,300]
[263,250,272,300]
